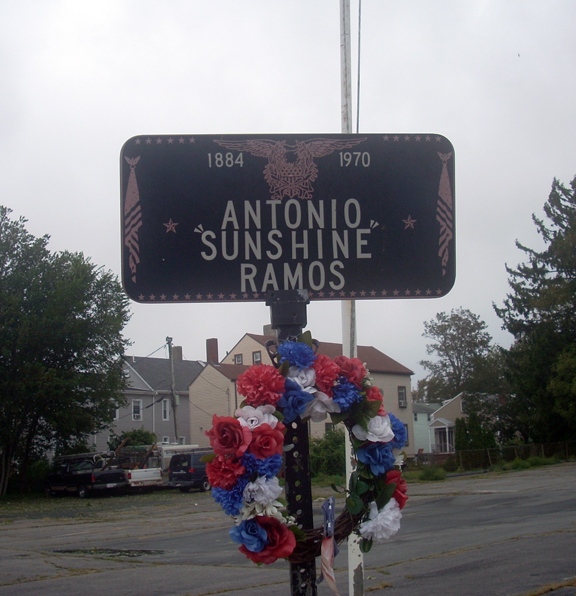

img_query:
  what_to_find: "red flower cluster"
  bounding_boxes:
[250,423,285,459]
[239,516,297,564]
[334,356,367,387]
[206,415,252,458]
[366,386,387,416]
[206,455,246,490]
[385,470,408,509]
[312,354,341,396]
[237,364,285,407]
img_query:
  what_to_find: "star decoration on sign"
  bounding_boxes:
[403,215,417,229]
[164,219,178,233]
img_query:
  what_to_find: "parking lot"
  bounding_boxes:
[1,463,575,596]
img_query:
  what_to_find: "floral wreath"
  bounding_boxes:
[204,331,408,569]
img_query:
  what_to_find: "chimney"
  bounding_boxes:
[172,346,183,360]
[206,338,219,363]
[263,324,278,338]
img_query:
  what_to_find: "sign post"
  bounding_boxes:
[120,131,455,596]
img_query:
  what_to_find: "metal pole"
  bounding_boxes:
[340,1,364,594]
[266,290,316,596]
[166,337,180,443]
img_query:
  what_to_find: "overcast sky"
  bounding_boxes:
[2,1,575,385]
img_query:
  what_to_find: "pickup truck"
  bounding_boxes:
[44,452,128,498]
[125,467,163,489]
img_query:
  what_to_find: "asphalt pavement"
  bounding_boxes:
[1,462,575,596]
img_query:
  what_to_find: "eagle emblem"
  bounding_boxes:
[214,137,366,200]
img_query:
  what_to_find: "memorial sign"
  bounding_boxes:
[120,134,455,303]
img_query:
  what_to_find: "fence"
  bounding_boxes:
[414,441,576,472]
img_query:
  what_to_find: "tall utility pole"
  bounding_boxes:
[166,337,179,443]
[340,1,364,594]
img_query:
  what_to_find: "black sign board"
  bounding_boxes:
[120,134,455,303]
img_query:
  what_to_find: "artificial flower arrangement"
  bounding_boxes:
[204,331,408,566]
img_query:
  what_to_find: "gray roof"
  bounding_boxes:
[413,402,441,414]
[124,356,204,394]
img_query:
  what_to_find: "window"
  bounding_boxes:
[162,436,170,444]
[132,399,142,421]
[234,354,243,365]
[427,413,432,422]
[162,399,170,421]
[325,423,335,434]
[179,436,186,445]
[397,386,407,408]
[413,412,418,422]
[252,351,262,365]
[113,408,120,420]
[403,424,409,446]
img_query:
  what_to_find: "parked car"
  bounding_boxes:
[167,448,212,492]
[44,452,128,498]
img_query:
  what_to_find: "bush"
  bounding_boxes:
[442,456,459,473]
[309,428,345,477]
[418,466,447,481]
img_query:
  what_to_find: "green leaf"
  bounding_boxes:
[331,483,344,494]
[298,330,314,348]
[356,479,370,495]
[346,493,364,515]
[288,525,307,542]
[360,538,373,553]
[330,410,349,425]
[375,482,396,510]
[200,452,217,463]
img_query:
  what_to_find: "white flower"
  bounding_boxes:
[352,414,395,443]
[359,500,402,543]
[302,391,341,422]
[236,500,287,524]
[243,476,283,505]
[287,366,316,392]
[235,404,278,430]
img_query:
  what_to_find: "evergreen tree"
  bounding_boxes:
[495,175,576,441]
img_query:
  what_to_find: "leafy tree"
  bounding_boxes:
[108,428,158,450]
[495,175,576,441]
[419,308,497,401]
[0,206,130,495]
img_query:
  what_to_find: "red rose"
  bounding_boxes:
[205,415,252,458]
[312,354,340,396]
[386,469,408,510]
[240,516,296,564]
[249,423,285,459]
[237,365,285,407]
[334,356,367,387]
[206,455,246,490]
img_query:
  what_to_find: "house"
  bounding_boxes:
[219,329,416,456]
[412,402,441,453]
[187,359,249,447]
[428,392,468,453]
[92,347,203,451]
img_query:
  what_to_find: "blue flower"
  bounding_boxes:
[278,379,314,423]
[331,377,363,412]
[388,413,407,449]
[242,453,283,479]
[230,518,269,553]
[212,475,249,516]
[357,442,396,475]
[278,341,316,369]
